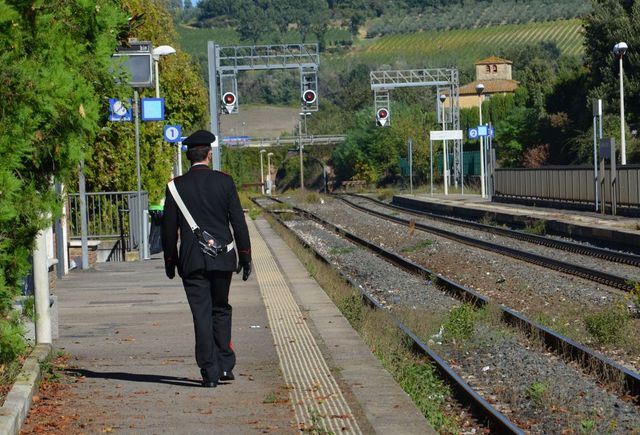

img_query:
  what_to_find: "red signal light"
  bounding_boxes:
[302,90,317,104]
[223,92,236,105]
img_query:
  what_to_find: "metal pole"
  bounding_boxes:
[34,228,52,344]
[208,42,221,170]
[593,115,599,211]
[79,159,89,269]
[54,182,65,278]
[299,120,304,192]
[177,142,183,176]
[134,89,143,262]
[267,154,272,196]
[479,95,485,198]
[442,102,448,195]
[409,138,413,195]
[260,151,265,195]
[155,59,160,98]
[619,55,626,165]
[430,139,433,195]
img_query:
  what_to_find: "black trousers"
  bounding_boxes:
[182,270,236,379]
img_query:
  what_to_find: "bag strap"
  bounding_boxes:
[167,180,199,233]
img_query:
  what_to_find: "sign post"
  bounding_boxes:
[430,130,463,195]
[112,41,154,262]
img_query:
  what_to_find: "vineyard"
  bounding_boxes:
[355,19,584,67]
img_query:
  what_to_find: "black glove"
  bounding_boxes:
[165,263,176,279]
[236,261,252,281]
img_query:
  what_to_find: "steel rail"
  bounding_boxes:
[340,195,635,292]
[349,193,640,267]
[253,197,523,434]
[255,196,640,405]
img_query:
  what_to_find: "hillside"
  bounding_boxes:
[354,19,584,67]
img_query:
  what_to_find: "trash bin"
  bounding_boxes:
[149,204,164,255]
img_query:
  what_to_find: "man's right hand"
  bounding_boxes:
[236,261,252,281]
[165,263,176,279]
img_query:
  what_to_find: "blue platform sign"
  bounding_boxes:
[108,98,132,122]
[477,125,488,137]
[488,127,495,138]
[164,125,182,143]
[141,98,165,121]
[468,127,478,139]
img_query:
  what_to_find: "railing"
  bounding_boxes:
[494,165,640,208]
[67,191,148,251]
[223,135,347,148]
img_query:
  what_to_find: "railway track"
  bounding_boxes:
[349,193,640,267]
[253,197,522,434]
[252,199,640,431]
[254,196,640,407]
[340,194,637,292]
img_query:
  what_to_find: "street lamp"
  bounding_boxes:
[439,93,449,194]
[260,150,266,195]
[299,112,311,137]
[267,152,274,196]
[152,45,176,98]
[475,83,486,198]
[613,42,628,165]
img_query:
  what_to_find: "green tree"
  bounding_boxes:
[0,0,126,358]
[85,0,209,204]
[584,0,640,161]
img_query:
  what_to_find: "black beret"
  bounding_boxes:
[183,130,216,148]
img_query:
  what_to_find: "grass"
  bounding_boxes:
[522,219,546,235]
[400,239,433,253]
[584,306,631,345]
[526,381,548,409]
[357,19,584,67]
[443,303,477,342]
[264,213,461,432]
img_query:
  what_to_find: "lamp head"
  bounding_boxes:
[475,83,485,95]
[153,45,177,56]
[613,42,628,56]
[268,152,274,157]
[439,94,447,103]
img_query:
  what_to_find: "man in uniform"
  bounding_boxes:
[162,129,252,388]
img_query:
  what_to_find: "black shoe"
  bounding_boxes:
[202,378,217,388]
[201,368,219,387]
[219,371,234,381]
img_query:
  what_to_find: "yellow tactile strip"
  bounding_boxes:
[249,219,362,434]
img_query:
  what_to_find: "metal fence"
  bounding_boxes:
[494,165,640,208]
[67,191,149,250]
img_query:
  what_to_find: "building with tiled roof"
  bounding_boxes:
[457,56,519,109]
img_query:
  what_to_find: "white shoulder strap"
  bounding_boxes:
[168,180,199,232]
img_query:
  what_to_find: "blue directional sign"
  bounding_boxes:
[164,125,182,143]
[141,98,165,121]
[477,125,488,137]
[468,127,478,139]
[108,98,132,122]
[488,127,495,138]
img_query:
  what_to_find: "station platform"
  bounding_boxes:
[393,193,640,252]
[41,218,433,434]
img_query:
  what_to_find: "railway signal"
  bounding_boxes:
[222,92,237,114]
[302,89,317,105]
[376,108,389,127]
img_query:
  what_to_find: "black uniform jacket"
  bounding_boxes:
[162,165,251,277]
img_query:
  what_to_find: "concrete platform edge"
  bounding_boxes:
[0,343,52,435]
[393,195,640,253]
